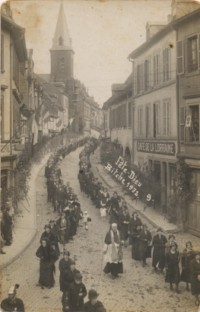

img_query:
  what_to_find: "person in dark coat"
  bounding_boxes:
[40,225,56,246]
[138,224,152,267]
[2,209,13,246]
[181,241,196,291]
[61,260,80,293]
[165,244,180,293]
[152,228,167,272]
[68,272,87,311]
[83,289,106,312]
[59,251,72,292]
[118,208,130,246]
[57,212,69,246]
[190,252,200,306]
[36,239,57,289]
[1,284,25,312]
[108,192,120,225]
[129,212,142,260]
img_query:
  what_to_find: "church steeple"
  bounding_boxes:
[50,1,74,83]
[51,1,72,51]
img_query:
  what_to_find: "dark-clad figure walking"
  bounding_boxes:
[61,260,80,293]
[1,284,25,312]
[36,239,57,289]
[59,251,72,292]
[68,272,87,311]
[83,289,106,312]
[181,241,195,291]
[103,223,123,279]
[3,209,13,246]
[138,224,152,267]
[129,212,142,260]
[190,252,200,306]
[152,228,167,272]
[165,244,180,293]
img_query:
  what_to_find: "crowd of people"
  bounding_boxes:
[78,140,200,306]
[35,137,106,312]
[1,136,200,310]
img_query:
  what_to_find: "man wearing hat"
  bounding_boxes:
[83,289,106,312]
[1,284,25,312]
[68,272,87,311]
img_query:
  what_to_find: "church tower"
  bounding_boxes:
[50,1,74,83]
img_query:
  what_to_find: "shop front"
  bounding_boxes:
[136,140,177,216]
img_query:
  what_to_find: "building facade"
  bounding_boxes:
[1,3,29,207]
[175,8,200,236]
[103,74,133,162]
[129,21,178,213]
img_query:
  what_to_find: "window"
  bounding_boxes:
[144,60,149,91]
[13,49,20,88]
[136,64,144,94]
[153,54,159,86]
[180,107,185,142]
[59,36,63,46]
[128,102,132,127]
[1,34,4,73]
[177,40,184,75]
[153,102,160,137]
[163,48,170,82]
[145,105,151,138]
[187,35,198,72]
[1,93,4,140]
[186,105,199,142]
[138,107,143,136]
[163,99,171,136]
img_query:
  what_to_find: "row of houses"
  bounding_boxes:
[103,0,200,237]
[1,2,103,209]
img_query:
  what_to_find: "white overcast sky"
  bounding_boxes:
[9,0,172,106]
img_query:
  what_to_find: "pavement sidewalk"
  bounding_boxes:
[0,153,51,270]
[90,147,178,233]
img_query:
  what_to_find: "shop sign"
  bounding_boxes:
[137,141,175,156]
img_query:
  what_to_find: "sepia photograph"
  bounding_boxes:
[1,0,200,311]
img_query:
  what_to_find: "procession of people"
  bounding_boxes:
[1,137,200,311]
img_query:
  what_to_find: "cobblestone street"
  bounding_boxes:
[1,147,198,312]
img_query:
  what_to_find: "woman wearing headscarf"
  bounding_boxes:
[36,239,57,289]
[180,241,195,291]
[190,252,200,306]
[129,212,142,260]
[103,223,123,279]
[165,244,180,293]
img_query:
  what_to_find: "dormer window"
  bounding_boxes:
[59,36,63,46]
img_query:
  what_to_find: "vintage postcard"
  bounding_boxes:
[1,0,200,311]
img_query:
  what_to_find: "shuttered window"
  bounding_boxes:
[180,107,185,142]
[1,34,4,73]
[177,41,184,75]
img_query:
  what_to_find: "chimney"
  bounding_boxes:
[171,0,200,20]
[146,22,167,41]
[111,84,125,96]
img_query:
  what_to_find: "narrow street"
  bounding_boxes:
[1,147,196,312]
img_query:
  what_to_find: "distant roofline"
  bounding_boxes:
[128,8,200,60]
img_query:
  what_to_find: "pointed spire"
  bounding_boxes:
[51,1,72,50]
